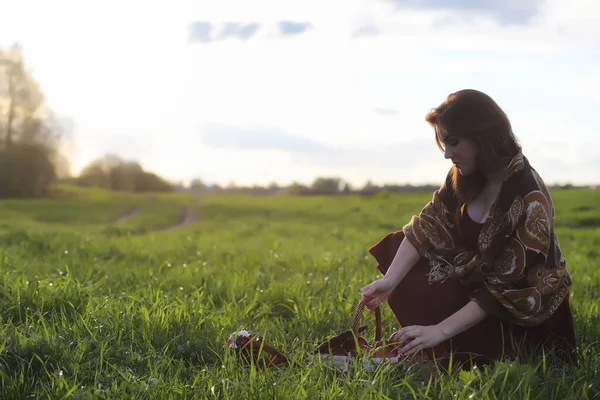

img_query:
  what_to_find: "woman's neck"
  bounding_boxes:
[482,166,506,184]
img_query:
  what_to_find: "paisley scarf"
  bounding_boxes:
[403,152,572,327]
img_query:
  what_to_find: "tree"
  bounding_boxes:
[285,181,310,195]
[190,178,204,188]
[77,153,175,192]
[311,177,343,194]
[0,43,68,198]
[0,142,56,197]
[189,178,207,194]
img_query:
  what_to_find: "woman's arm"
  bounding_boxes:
[394,299,488,355]
[364,170,457,312]
[437,300,488,339]
[362,238,421,311]
[382,238,421,287]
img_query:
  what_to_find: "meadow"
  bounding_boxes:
[0,185,598,399]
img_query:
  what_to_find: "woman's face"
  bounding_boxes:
[438,128,479,175]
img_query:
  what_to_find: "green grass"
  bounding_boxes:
[0,185,598,399]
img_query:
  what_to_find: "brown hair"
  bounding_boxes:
[425,89,521,203]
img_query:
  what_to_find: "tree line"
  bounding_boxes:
[185,177,441,196]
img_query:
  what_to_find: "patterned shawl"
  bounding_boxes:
[403,152,572,327]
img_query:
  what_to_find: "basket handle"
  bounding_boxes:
[352,299,382,342]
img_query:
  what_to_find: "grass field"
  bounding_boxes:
[0,185,598,399]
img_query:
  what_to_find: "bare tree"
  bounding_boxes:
[0,43,68,198]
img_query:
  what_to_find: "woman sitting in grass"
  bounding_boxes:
[362,89,577,369]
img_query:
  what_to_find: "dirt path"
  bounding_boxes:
[160,205,200,232]
[112,206,141,223]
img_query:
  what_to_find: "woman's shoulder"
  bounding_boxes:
[505,155,552,198]
[499,156,557,227]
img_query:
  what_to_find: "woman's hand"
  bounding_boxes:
[388,300,487,356]
[361,278,397,312]
[390,325,447,355]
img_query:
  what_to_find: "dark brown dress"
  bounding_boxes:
[368,208,578,369]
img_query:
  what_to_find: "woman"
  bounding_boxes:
[362,89,577,370]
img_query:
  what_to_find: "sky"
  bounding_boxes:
[1,0,599,188]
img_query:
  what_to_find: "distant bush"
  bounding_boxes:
[75,154,175,193]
